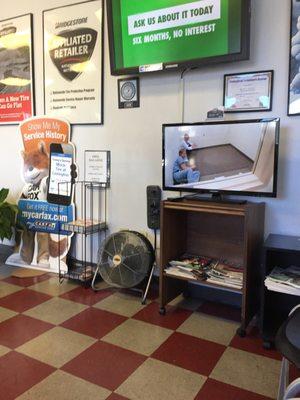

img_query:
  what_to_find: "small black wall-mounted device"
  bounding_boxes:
[147,186,161,230]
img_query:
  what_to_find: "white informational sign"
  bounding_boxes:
[127,0,220,35]
[84,150,110,185]
[43,0,103,124]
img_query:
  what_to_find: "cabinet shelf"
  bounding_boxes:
[163,271,243,293]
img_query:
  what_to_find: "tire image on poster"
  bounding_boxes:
[0,14,35,125]
[43,0,103,124]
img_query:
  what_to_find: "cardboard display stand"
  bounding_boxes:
[6,116,75,273]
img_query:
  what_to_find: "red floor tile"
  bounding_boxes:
[62,341,146,391]
[290,363,300,383]
[230,326,281,361]
[0,289,51,312]
[198,301,241,322]
[107,394,129,400]
[61,307,126,339]
[0,351,54,400]
[133,301,192,330]
[60,286,113,306]
[152,332,225,375]
[3,274,52,287]
[195,379,272,400]
[0,314,54,348]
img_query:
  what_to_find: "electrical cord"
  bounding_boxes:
[180,67,191,123]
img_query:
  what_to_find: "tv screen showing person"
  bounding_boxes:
[173,148,200,184]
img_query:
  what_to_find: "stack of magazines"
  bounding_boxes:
[166,256,213,280]
[206,263,243,290]
[165,255,244,290]
[265,266,300,295]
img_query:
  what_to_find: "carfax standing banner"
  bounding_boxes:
[6,116,75,273]
[43,0,103,124]
[0,14,35,124]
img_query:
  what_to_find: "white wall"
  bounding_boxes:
[1,0,299,242]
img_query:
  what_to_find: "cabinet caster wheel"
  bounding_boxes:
[263,341,272,350]
[237,327,246,338]
[159,307,166,315]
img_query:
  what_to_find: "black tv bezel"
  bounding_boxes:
[162,118,280,198]
[107,0,251,76]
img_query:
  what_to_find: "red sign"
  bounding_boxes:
[0,91,32,124]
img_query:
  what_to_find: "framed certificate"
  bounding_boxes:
[223,71,274,113]
[0,14,35,124]
[84,150,110,187]
[43,0,104,125]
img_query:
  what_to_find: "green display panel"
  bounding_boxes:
[109,0,248,74]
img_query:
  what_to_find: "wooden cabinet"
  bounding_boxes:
[159,198,265,335]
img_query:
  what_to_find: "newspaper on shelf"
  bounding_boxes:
[265,266,300,295]
[165,255,244,290]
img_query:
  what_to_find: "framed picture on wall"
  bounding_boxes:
[288,0,300,116]
[43,0,104,125]
[118,77,140,109]
[223,70,274,113]
[0,14,35,125]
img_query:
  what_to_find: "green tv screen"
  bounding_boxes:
[107,0,251,75]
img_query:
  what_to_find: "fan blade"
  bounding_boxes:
[112,236,118,254]
[103,249,115,259]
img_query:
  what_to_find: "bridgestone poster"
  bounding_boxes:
[43,0,103,124]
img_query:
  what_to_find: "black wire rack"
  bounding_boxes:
[57,181,108,284]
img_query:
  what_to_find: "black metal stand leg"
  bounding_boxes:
[141,263,155,305]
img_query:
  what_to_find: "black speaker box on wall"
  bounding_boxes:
[147,186,161,230]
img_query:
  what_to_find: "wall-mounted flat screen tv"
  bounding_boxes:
[163,118,280,197]
[107,0,251,75]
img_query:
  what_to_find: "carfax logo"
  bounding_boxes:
[27,221,56,231]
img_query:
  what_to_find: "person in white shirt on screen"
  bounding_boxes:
[181,133,196,151]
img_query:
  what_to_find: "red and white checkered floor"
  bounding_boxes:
[0,271,298,399]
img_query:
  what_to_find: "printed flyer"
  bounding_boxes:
[0,14,34,124]
[6,116,75,273]
[43,0,103,124]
